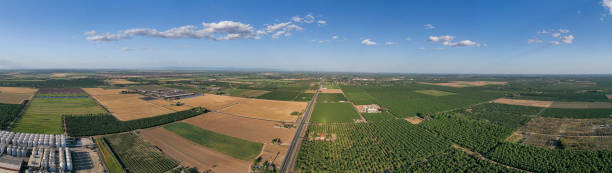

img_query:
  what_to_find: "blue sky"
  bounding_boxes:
[1,0,611,74]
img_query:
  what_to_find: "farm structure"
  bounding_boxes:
[0,131,72,173]
[83,88,191,121]
[354,104,382,113]
[0,87,37,104]
[127,88,199,100]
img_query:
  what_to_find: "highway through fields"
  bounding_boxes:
[279,81,321,173]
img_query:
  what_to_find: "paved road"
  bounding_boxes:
[279,83,320,173]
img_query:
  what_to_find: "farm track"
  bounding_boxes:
[279,82,320,173]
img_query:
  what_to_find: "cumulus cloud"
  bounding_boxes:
[317,20,327,25]
[263,22,303,39]
[361,38,376,45]
[424,24,436,30]
[527,38,543,44]
[604,0,612,14]
[428,35,480,47]
[560,35,574,44]
[86,21,259,42]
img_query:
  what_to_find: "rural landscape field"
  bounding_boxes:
[1,0,612,173]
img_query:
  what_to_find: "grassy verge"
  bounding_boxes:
[95,138,124,173]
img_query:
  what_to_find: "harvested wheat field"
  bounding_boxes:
[105,79,139,85]
[0,87,38,104]
[492,98,553,108]
[419,81,507,88]
[83,88,126,96]
[83,88,191,121]
[50,73,70,78]
[184,112,296,144]
[320,88,343,93]
[219,99,307,122]
[139,127,250,173]
[259,144,290,167]
[181,94,246,110]
[404,116,424,124]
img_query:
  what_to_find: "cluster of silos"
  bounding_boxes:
[3,145,27,157]
[26,146,72,172]
[0,131,67,149]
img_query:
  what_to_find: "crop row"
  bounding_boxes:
[104,133,178,173]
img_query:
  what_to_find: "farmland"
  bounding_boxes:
[12,97,106,134]
[0,87,37,104]
[104,133,178,173]
[164,122,263,161]
[310,103,361,123]
[415,89,456,96]
[316,93,347,103]
[342,84,502,117]
[139,127,250,173]
[217,98,307,122]
[84,88,192,121]
[180,94,246,110]
[541,108,612,118]
[456,103,541,129]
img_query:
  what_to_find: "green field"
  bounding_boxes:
[316,93,347,103]
[455,103,541,129]
[96,138,124,173]
[310,102,361,123]
[11,97,106,134]
[541,108,612,118]
[415,89,456,96]
[342,84,502,117]
[104,133,177,173]
[164,122,263,160]
[361,112,396,122]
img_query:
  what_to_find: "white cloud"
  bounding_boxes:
[331,35,339,40]
[558,29,570,33]
[84,30,98,35]
[86,21,259,42]
[552,33,561,37]
[428,35,480,47]
[527,38,543,44]
[384,42,396,45]
[293,14,315,23]
[264,22,303,39]
[604,0,612,14]
[560,35,574,44]
[361,38,376,45]
[317,20,327,25]
[537,30,549,34]
[428,35,455,43]
[424,24,436,30]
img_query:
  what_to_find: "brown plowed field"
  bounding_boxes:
[184,112,296,144]
[105,79,139,85]
[180,94,246,110]
[82,88,126,95]
[184,112,294,167]
[419,81,507,88]
[492,98,553,108]
[0,87,38,104]
[83,88,191,121]
[404,116,424,124]
[139,127,250,173]
[218,99,307,122]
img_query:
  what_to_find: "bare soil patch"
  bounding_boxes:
[218,99,307,122]
[83,88,191,121]
[304,90,316,93]
[180,94,246,111]
[320,88,343,93]
[404,116,424,124]
[493,98,553,108]
[139,127,250,173]
[419,81,507,88]
[259,144,289,168]
[518,117,612,150]
[0,87,37,104]
[607,94,612,100]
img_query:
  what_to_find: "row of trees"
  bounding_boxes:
[64,107,206,136]
[0,103,24,130]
